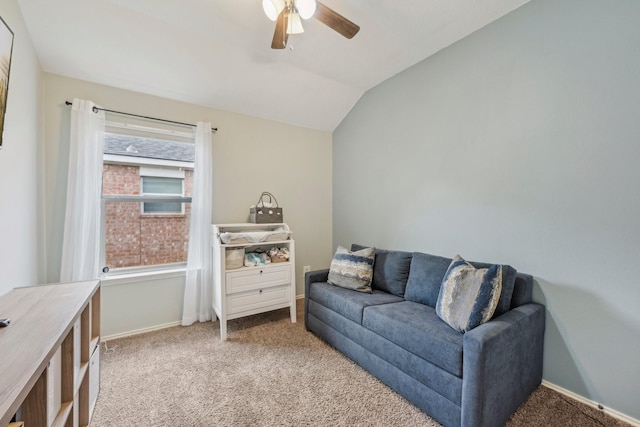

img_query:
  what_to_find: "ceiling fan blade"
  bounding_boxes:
[271,9,289,49]
[315,2,360,39]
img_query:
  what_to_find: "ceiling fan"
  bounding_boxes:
[262,0,360,49]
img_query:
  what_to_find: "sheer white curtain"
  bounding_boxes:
[182,122,214,325]
[60,98,106,283]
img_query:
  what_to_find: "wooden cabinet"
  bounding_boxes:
[0,280,101,427]
[212,223,296,340]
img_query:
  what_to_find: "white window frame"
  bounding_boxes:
[140,167,186,215]
[101,122,195,277]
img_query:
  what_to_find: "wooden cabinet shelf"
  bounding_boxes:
[50,402,72,427]
[0,280,101,427]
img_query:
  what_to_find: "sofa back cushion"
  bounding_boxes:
[351,244,413,297]
[404,251,517,317]
[511,273,534,308]
[404,252,452,307]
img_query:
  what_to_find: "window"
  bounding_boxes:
[101,124,195,273]
[140,169,185,214]
[142,176,183,213]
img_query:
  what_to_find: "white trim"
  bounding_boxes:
[102,321,183,341]
[542,380,640,426]
[104,295,304,345]
[106,120,194,139]
[140,166,185,179]
[100,267,186,286]
[103,154,194,169]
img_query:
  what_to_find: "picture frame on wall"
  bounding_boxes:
[0,16,14,149]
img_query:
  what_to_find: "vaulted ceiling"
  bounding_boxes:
[18,0,529,131]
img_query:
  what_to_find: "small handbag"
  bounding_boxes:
[249,192,283,223]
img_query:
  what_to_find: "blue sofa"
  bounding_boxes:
[304,245,545,427]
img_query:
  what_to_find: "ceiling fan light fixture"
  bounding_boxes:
[267,0,359,49]
[263,0,285,21]
[286,12,304,34]
[296,0,316,20]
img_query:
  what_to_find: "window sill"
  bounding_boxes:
[100,267,186,286]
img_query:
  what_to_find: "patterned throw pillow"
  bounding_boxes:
[436,255,503,333]
[327,246,375,293]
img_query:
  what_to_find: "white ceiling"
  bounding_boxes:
[18,0,529,131]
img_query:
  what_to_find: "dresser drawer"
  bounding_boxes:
[226,285,290,316]
[225,264,290,294]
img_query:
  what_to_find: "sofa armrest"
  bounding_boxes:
[304,269,330,329]
[305,269,330,289]
[462,303,545,427]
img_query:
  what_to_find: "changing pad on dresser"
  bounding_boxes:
[219,224,292,244]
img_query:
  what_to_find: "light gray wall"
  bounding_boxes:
[43,73,333,336]
[0,1,43,296]
[333,0,640,421]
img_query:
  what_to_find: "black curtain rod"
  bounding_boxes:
[64,101,218,132]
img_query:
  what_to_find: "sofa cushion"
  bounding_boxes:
[363,301,464,377]
[327,246,375,293]
[404,252,452,307]
[404,251,517,317]
[511,273,534,308]
[436,255,502,333]
[309,281,404,324]
[352,244,413,297]
[307,299,463,406]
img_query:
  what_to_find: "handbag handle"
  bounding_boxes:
[256,192,279,208]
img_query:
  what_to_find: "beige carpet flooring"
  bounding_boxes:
[91,302,631,427]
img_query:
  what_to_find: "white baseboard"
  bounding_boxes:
[542,380,640,427]
[105,297,306,341]
[102,321,182,341]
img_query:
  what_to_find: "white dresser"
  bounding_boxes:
[211,223,296,340]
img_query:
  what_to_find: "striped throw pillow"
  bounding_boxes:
[327,246,375,293]
[436,255,502,332]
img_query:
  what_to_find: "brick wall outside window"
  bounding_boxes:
[103,163,193,269]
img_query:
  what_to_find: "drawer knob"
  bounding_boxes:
[259,289,263,294]
[260,270,263,274]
